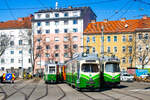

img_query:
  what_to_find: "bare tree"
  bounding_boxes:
[0,33,10,57]
[136,32,150,69]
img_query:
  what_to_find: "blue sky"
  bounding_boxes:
[0,0,150,22]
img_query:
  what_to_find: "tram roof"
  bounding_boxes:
[99,56,120,62]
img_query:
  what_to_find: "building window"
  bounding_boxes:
[55,45,59,49]
[64,29,68,33]
[107,46,110,53]
[45,21,50,26]
[122,57,126,63]
[138,34,142,39]
[86,47,90,54]
[46,45,50,49]
[36,54,41,57]
[114,46,117,53]
[64,20,68,25]
[73,19,78,24]
[28,58,31,63]
[19,50,22,54]
[129,35,133,42]
[55,53,59,57]
[122,36,126,42]
[138,45,142,51]
[37,30,41,34]
[54,37,59,41]
[64,12,68,17]
[11,59,14,63]
[64,37,68,41]
[1,67,5,71]
[37,46,42,50]
[64,53,68,58]
[92,47,95,53]
[114,36,117,42]
[1,58,5,64]
[129,56,132,64]
[73,44,78,49]
[73,11,78,16]
[55,13,59,17]
[87,37,90,43]
[92,36,95,43]
[19,40,22,45]
[29,49,31,54]
[73,28,78,32]
[55,21,59,25]
[128,46,132,53]
[55,29,59,33]
[37,22,41,26]
[45,53,50,57]
[73,36,78,41]
[10,50,14,54]
[37,38,41,42]
[144,33,149,40]
[122,46,126,52]
[139,57,142,62]
[107,36,111,42]
[37,14,41,18]
[101,36,104,42]
[45,14,50,18]
[46,30,50,34]
[10,41,14,46]
[64,45,68,49]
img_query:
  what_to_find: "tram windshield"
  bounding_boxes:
[105,63,120,72]
[81,64,99,73]
[49,66,55,73]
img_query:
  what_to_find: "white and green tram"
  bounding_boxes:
[66,53,101,90]
[99,56,120,87]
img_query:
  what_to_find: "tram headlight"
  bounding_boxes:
[89,78,93,81]
[112,77,115,80]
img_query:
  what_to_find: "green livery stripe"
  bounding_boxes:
[104,73,120,79]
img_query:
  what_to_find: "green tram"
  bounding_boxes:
[66,53,100,90]
[44,64,63,83]
[99,56,120,87]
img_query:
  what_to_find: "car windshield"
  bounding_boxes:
[105,63,120,72]
[123,74,131,76]
[81,64,99,73]
[49,66,55,73]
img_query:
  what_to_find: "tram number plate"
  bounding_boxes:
[87,81,95,84]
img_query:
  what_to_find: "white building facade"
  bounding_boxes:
[0,16,33,76]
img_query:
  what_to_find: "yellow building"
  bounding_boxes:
[83,18,144,70]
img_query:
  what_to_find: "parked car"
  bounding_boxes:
[120,73,134,82]
[140,73,150,79]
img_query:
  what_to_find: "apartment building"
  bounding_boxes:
[0,16,33,76]
[32,6,96,73]
[83,17,150,70]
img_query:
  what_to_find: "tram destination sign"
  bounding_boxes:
[86,60,96,62]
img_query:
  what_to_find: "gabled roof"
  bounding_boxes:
[84,17,150,34]
[0,16,33,29]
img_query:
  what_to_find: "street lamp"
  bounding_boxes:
[101,25,104,58]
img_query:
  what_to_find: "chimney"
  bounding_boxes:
[142,15,148,19]
[18,18,24,21]
[121,18,126,21]
[68,6,72,9]
[91,20,96,23]
[104,19,108,22]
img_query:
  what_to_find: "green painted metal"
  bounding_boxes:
[104,73,120,83]
[66,73,100,89]
[44,74,57,82]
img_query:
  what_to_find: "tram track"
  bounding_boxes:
[36,84,48,100]
[57,84,66,100]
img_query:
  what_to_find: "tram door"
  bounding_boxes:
[100,63,105,88]
[77,62,80,84]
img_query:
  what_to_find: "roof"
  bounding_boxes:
[84,17,150,34]
[0,16,33,29]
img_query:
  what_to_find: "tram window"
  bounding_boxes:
[105,63,120,72]
[45,66,48,73]
[49,66,55,73]
[82,64,98,72]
